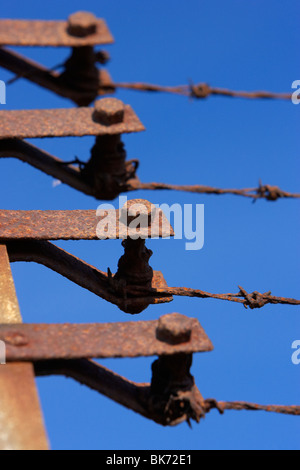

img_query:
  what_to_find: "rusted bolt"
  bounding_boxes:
[67,11,98,37]
[93,98,125,126]
[156,313,193,345]
[4,333,29,347]
[121,199,154,227]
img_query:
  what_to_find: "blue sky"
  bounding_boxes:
[0,0,299,450]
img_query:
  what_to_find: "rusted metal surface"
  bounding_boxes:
[0,314,213,362]
[0,15,114,47]
[34,359,300,427]
[6,240,173,314]
[0,245,21,324]
[0,102,145,139]
[0,205,174,240]
[0,363,49,450]
[0,245,48,450]
[0,47,114,105]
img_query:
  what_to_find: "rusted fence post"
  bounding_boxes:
[0,245,48,450]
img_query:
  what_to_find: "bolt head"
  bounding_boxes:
[93,98,125,126]
[156,313,193,345]
[68,11,98,37]
[121,199,154,227]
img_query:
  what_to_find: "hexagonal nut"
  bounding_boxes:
[68,11,98,37]
[156,313,193,345]
[121,199,154,228]
[93,98,125,126]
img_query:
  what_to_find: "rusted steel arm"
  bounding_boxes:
[6,239,110,296]
[0,139,93,196]
[34,360,300,425]
[6,240,172,314]
[34,356,206,427]
[0,47,88,103]
[35,359,156,423]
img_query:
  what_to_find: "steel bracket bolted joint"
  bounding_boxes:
[0,98,145,201]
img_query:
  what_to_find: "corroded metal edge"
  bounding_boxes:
[0,18,114,47]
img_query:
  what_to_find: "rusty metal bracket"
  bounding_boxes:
[0,313,213,362]
[24,313,213,427]
[0,204,173,240]
[0,202,174,314]
[0,47,114,105]
[1,105,298,201]
[34,357,300,427]
[0,14,114,47]
[0,12,115,106]
[0,100,144,139]
[0,98,145,200]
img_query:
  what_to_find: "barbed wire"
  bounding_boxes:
[126,285,300,309]
[204,399,300,416]
[102,81,292,101]
[129,180,300,201]
[6,72,292,102]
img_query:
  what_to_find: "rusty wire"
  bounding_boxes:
[203,399,300,417]
[0,140,299,202]
[101,81,292,101]
[129,180,300,202]
[126,285,300,310]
